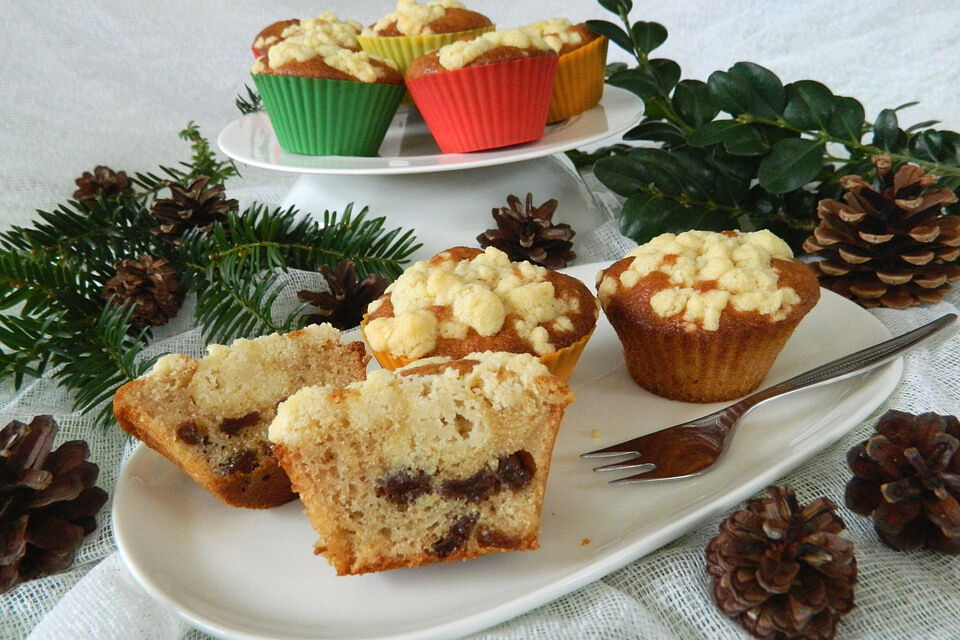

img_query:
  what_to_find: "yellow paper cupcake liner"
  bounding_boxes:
[547,36,608,124]
[357,25,495,75]
[360,319,594,383]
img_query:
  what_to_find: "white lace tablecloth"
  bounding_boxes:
[3,1,960,639]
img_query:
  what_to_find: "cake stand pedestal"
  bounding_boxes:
[218,86,643,262]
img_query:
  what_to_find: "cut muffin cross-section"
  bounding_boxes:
[269,351,574,575]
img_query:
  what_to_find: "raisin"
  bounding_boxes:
[175,422,202,445]
[376,469,432,505]
[220,411,260,436]
[221,448,258,475]
[496,451,536,491]
[440,468,497,503]
[476,526,521,549]
[431,514,478,557]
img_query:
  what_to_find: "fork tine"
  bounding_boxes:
[592,459,656,474]
[580,439,643,459]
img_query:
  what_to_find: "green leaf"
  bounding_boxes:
[757,138,825,193]
[905,119,941,133]
[783,80,834,130]
[908,130,958,163]
[672,79,719,128]
[648,59,681,95]
[708,70,779,119]
[586,19,632,53]
[872,108,903,151]
[606,62,628,77]
[722,125,770,156]
[607,68,662,99]
[598,0,632,13]
[618,193,678,241]
[826,96,865,141]
[630,21,667,53]
[624,120,686,146]
[728,62,785,113]
[893,100,920,112]
[624,148,686,194]
[595,155,652,196]
[687,119,744,146]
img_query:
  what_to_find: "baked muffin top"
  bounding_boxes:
[362,0,492,37]
[597,230,819,331]
[364,246,599,359]
[405,28,555,78]
[252,35,402,83]
[522,18,600,55]
[253,13,362,57]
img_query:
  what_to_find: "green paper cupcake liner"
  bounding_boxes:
[252,74,405,156]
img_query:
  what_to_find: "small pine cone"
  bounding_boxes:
[478,193,576,270]
[0,416,108,594]
[72,166,132,201]
[150,176,238,243]
[802,155,960,309]
[706,486,857,640]
[845,409,960,554]
[297,260,391,330]
[103,255,182,328]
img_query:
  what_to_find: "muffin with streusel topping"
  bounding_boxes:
[521,19,607,123]
[357,0,494,76]
[597,230,820,402]
[251,13,363,58]
[251,33,404,156]
[404,29,558,153]
[361,246,599,381]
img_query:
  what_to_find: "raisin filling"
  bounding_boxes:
[376,469,432,505]
[175,422,202,445]
[476,526,521,549]
[220,411,260,436]
[496,451,535,490]
[431,514,478,557]
[220,448,258,475]
[439,468,498,503]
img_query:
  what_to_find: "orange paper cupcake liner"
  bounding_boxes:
[547,36,608,124]
[406,55,558,153]
[360,319,594,383]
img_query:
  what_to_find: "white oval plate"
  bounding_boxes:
[216,86,643,175]
[114,263,900,640]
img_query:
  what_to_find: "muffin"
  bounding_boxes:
[251,13,363,58]
[113,324,369,509]
[361,246,598,381]
[251,35,405,156]
[268,351,575,575]
[522,19,607,123]
[404,29,558,153]
[597,230,821,402]
[357,0,494,76]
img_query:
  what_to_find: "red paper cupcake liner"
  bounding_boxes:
[406,55,559,154]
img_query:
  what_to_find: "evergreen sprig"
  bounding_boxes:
[235,85,263,115]
[0,125,420,427]
[582,0,960,248]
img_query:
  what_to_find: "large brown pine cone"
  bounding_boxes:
[0,416,107,593]
[845,409,960,554]
[297,260,391,330]
[73,166,132,201]
[705,486,857,640]
[802,155,960,309]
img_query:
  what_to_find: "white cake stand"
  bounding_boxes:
[217,86,643,260]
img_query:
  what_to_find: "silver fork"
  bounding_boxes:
[581,313,957,484]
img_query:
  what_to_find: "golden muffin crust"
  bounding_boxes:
[252,19,299,57]
[364,0,492,37]
[364,246,598,360]
[523,19,600,55]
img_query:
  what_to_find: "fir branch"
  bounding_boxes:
[130,122,240,194]
[235,85,263,114]
[0,250,103,317]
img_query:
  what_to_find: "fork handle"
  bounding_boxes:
[740,313,956,409]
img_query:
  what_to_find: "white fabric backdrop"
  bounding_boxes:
[2,1,960,639]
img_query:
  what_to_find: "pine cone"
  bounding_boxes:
[150,176,238,243]
[477,193,576,270]
[103,255,182,328]
[297,260,391,330]
[0,416,108,593]
[845,409,960,554]
[73,166,132,201]
[802,156,960,309]
[706,486,857,640]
